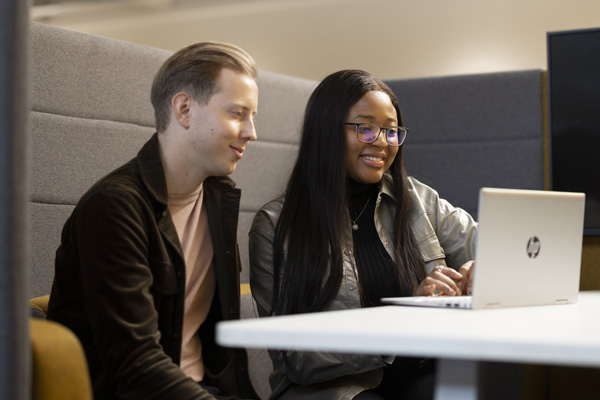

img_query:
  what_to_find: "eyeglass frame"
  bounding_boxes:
[344,123,409,147]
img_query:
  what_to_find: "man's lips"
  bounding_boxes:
[230,145,245,159]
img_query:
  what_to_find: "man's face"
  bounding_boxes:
[188,67,258,179]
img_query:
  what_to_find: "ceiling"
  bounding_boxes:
[30,0,600,81]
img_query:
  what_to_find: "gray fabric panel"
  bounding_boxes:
[29,203,75,298]
[240,294,271,399]
[386,70,544,216]
[31,22,170,127]
[1,1,30,399]
[386,70,543,142]
[232,141,299,211]
[237,211,255,284]
[233,71,312,288]
[404,139,544,218]
[31,21,316,139]
[246,343,271,400]
[31,111,155,204]
[254,70,315,144]
[234,143,300,284]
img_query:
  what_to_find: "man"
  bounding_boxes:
[47,42,259,400]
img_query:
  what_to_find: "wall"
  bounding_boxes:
[32,0,600,81]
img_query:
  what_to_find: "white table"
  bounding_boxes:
[217,291,600,399]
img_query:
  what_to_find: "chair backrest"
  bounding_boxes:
[30,318,93,400]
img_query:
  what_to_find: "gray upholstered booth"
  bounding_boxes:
[29,21,547,399]
[386,71,545,219]
[29,21,547,297]
[29,23,315,300]
[30,24,170,298]
[29,21,314,399]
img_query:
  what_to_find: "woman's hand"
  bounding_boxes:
[416,260,475,296]
[456,260,474,295]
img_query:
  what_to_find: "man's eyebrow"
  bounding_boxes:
[230,103,258,116]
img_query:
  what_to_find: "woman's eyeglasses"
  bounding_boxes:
[344,123,409,146]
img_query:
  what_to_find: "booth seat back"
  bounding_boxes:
[31,23,169,298]
[31,22,314,399]
[30,22,316,298]
[386,70,545,218]
[31,21,545,400]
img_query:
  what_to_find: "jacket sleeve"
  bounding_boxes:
[69,189,216,400]
[435,196,478,268]
[408,178,478,270]
[248,205,388,386]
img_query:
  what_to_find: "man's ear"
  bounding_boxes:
[172,92,192,129]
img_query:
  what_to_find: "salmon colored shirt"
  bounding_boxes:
[168,184,215,382]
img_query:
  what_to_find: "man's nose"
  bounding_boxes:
[243,119,257,141]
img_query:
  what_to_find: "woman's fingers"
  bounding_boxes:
[416,263,476,297]
[432,266,462,295]
[416,267,461,296]
[457,260,475,295]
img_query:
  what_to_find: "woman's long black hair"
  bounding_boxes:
[271,70,427,315]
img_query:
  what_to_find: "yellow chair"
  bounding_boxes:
[27,286,252,400]
[30,295,50,318]
[30,296,93,400]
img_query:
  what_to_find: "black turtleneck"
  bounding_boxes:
[348,179,404,307]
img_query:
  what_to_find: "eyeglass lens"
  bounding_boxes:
[357,124,403,145]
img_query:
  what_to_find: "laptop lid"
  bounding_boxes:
[381,187,585,309]
[470,187,585,309]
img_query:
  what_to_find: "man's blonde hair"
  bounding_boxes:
[150,41,258,132]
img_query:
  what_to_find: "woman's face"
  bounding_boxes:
[345,90,399,184]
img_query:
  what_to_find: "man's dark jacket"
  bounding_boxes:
[47,133,257,400]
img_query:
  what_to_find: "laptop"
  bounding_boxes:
[381,187,586,309]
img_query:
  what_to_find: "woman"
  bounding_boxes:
[249,70,478,399]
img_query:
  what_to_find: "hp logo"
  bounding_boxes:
[527,236,541,258]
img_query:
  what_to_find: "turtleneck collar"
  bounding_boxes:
[348,178,378,202]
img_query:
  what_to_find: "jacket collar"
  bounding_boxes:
[379,173,396,202]
[136,132,239,205]
[137,133,169,206]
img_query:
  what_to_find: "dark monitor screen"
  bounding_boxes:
[547,27,600,236]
